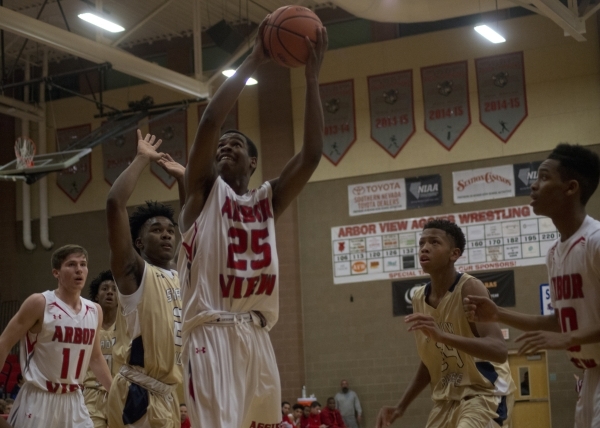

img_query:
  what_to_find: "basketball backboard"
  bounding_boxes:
[0,148,91,176]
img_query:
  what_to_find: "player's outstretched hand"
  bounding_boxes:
[156,153,185,179]
[405,313,445,342]
[305,26,328,80]
[249,16,271,66]
[515,330,571,354]
[375,406,403,428]
[136,129,163,162]
[463,294,499,323]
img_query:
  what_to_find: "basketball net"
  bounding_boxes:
[14,137,36,169]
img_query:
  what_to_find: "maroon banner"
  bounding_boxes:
[475,51,527,143]
[55,125,92,202]
[149,110,188,188]
[421,61,471,151]
[197,102,238,134]
[368,70,415,157]
[102,129,137,186]
[320,80,356,165]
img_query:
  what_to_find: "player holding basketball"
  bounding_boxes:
[464,143,600,428]
[83,270,118,428]
[376,220,515,428]
[106,131,183,428]
[177,17,327,428]
[0,245,112,428]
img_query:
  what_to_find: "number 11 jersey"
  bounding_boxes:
[178,177,279,334]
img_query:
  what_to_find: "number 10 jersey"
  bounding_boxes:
[178,177,279,335]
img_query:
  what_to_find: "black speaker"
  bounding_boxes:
[207,19,245,54]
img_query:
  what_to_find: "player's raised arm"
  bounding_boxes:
[0,294,45,367]
[270,27,328,220]
[181,18,270,231]
[106,130,163,295]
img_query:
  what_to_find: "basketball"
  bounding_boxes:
[262,6,323,68]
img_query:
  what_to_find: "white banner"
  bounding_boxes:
[348,178,406,216]
[331,205,557,284]
[539,283,555,316]
[453,164,515,204]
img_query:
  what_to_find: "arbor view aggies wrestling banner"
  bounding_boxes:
[56,125,92,202]
[331,205,557,284]
[367,70,415,157]
[475,51,527,143]
[320,80,356,165]
[149,109,187,188]
[421,61,470,150]
[392,270,516,316]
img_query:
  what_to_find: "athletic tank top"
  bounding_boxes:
[113,262,182,385]
[21,290,98,393]
[178,177,279,335]
[547,215,600,369]
[82,322,116,390]
[412,273,515,401]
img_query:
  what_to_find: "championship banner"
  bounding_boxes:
[331,205,557,284]
[320,80,356,165]
[367,70,415,157]
[348,178,406,217]
[102,129,137,186]
[421,61,470,150]
[406,174,442,209]
[513,161,541,197]
[198,101,238,134]
[56,124,92,202]
[453,164,515,204]
[475,52,527,142]
[392,270,515,316]
[149,110,188,188]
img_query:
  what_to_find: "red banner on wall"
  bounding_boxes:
[320,80,356,165]
[102,128,137,186]
[56,125,92,202]
[149,110,188,189]
[368,70,415,157]
[421,61,471,151]
[475,51,528,143]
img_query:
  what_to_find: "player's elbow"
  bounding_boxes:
[488,341,508,363]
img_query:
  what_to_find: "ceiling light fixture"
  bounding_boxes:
[78,13,125,33]
[221,69,258,85]
[474,25,505,43]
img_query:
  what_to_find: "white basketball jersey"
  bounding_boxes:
[547,215,600,369]
[178,177,279,334]
[21,290,98,393]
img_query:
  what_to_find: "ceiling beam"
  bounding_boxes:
[110,0,177,47]
[529,0,586,41]
[0,5,210,98]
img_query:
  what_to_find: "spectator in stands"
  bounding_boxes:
[321,397,346,428]
[0,399,7,414]
[9,374,23,400]
[4,399,13,415]
[335,380,362,428]
[307,401,326,428]
[281,401,294,427]
[292,403,304,428]
[301,404,311,428]
[180,403,190,428]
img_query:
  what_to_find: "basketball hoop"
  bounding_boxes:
[14,137,37,169]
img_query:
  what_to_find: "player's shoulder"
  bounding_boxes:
[460,275,487,298]
[23,293,47,308]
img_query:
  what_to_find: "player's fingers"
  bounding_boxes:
[137,129,143,140]
[145,133,152,142]
[465,294,486,303]
[163,153,174,161]
[320,27,329,52]
[154,139,163,150]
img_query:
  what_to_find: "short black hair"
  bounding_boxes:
[129,201,176,253]
[548,143,600,205]
[282,401,290,407]
[89,270,114,302]
[423,219,466,255]
[310,401,321,408]
[222,129,258,159]
[292,404,304,411]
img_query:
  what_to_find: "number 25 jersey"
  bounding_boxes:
[178,177,279,334]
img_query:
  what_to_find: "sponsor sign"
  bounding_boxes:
[149,109,188,188]
[331,205,558,284]
[421,61,471,150]
[367,70,415,157]
[348,178,406,217]
[540,283,555,316]
[320,80,356,165]
[198,101,238,134]
[475,51,527,142]
[406,174,442,209]
[102,128,137,186]
[392,270,515,316]
[56,124,92,202]
[453,164,515,203]
[514,161,542,197]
